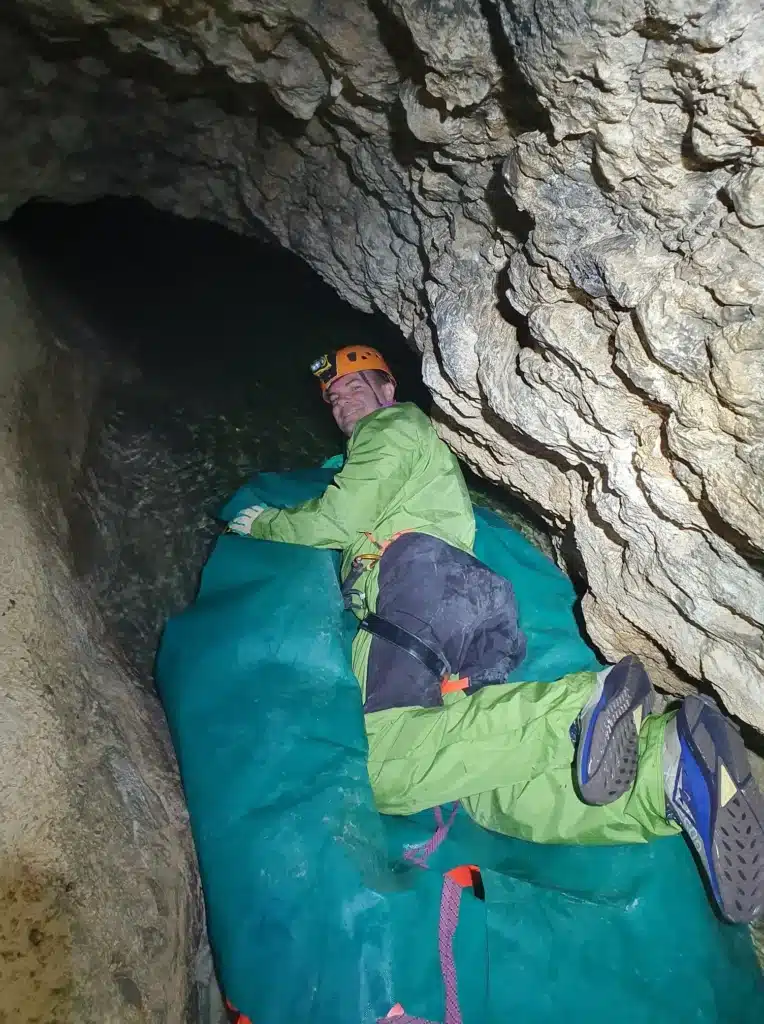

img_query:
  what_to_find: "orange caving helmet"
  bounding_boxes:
[310,346,396,401]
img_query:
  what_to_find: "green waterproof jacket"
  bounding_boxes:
[248,403,475,692]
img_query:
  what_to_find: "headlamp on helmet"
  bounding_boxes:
[310,346,395,400]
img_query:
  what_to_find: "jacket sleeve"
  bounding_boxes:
[247,412,415,549]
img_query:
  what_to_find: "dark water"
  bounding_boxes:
[7,197,549,681]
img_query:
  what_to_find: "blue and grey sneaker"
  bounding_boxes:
[572,655,655,805]
[664,694,764,923]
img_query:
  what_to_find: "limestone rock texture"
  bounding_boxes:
[1,0,764,848]
[0,241,210,1021]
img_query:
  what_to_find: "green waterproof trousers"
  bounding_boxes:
[365,671,681,846]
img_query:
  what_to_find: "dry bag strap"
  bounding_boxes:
[359,613,450,681]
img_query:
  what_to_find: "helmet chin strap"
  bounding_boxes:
[360,370,396,409]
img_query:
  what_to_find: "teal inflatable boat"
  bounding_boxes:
[156,466,764,1023]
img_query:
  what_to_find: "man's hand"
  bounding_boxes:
[228,505,266,536]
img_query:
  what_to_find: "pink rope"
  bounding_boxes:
[403,803,459,869]
[381,803,465,1024]
[438,877,463,1024]
[376,879,464,1024]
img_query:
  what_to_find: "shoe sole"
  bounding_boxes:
[576,655,655,806]
[670,695,764,924]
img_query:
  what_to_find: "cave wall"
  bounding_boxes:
[0,240,207,1022]
[0,4,762,1016]
[0,5,762,723]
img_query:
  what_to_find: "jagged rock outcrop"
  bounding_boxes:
[1,0,763,722]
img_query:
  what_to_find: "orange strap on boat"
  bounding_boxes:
[384,1004,406,1018]
[446,864,479,888]
[226,1000,254,1024]
[441,676,469,695]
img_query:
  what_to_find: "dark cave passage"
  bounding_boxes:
[4,196,547,682]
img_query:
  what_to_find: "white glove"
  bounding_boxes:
[228,505,266,536]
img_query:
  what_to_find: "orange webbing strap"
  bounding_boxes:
[363,529,414,556]
[226,1000,253,1024]
[384,1004,406,1018]
[445,864,480,889]
[441,677,469,695]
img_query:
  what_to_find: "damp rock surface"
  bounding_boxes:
[0,239,206,1023]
